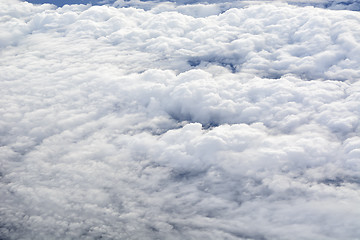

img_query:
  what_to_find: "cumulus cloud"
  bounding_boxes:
[1,0,360,239]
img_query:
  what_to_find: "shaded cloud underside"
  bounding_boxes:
[1,0,360,239]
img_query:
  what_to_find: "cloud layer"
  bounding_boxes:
[1,0,360,239]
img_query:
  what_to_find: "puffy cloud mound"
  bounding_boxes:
[1,0,360,239]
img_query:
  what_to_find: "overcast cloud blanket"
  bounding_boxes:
[1,0,360,239]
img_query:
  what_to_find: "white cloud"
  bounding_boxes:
[1,0,360,239]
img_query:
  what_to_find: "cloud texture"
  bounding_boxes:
[1,0,360,239]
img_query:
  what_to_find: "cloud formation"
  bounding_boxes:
[1,0,360,239]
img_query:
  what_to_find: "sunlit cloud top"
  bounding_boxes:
[1,0,360,239]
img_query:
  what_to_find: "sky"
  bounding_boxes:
[20,0,360,9]
[1,0,360,239]
[25,0,94,6]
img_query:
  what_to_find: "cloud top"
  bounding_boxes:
[1,0,360,239]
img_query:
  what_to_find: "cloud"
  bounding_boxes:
[1,0,360,239]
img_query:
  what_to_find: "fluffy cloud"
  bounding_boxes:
[1,0,360,239]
